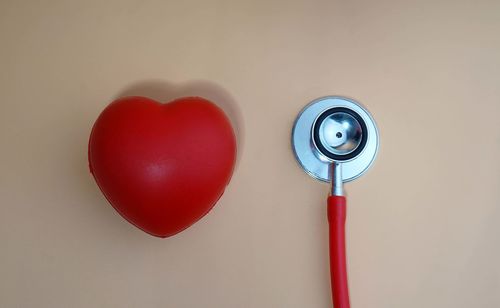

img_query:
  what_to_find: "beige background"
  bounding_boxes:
[1,0,499,307]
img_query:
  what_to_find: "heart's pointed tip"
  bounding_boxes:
[142,230,171,239]
[141,227,178,239]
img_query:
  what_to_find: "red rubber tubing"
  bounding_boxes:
[327,195,350,308]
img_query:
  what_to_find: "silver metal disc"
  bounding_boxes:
[291,96,379,182]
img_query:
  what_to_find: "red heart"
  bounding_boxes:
[88,96,236,237]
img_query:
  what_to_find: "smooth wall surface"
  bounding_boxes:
[1,0,499,307]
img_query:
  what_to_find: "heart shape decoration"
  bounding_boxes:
[88,96,236,237]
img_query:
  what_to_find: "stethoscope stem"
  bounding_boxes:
[331,162,344,196]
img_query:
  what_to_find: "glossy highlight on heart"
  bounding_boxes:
[88,96,237,237]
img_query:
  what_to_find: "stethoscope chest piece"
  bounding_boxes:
[292,96,379,182]
[292,96,379,308]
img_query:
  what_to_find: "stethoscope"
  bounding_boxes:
[291,96,379,308]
